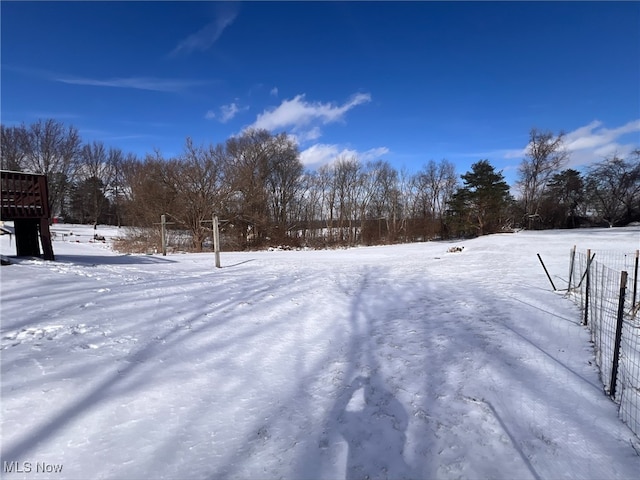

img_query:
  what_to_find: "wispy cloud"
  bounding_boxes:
[563,119,640,165]
[169,5,238,57]
[270,87,279,97]
[296,127,322,143]
[502,119,640,167]
[220,103,245,123]
[5,64,204,94]
[205,102,249,123]
[120,120,175,129]
[55,75,206,93]
[299,143,389,168]
[27,111,81,120]
[248,92,371,141]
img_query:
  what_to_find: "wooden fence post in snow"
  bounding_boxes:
[161,214,167,256]
[609,270,628,398]
[154,214,174,256]
[213,214,221,269]
[201,214,222,268]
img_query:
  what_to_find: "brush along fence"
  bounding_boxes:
[569,248,639,439]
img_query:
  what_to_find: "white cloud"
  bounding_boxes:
[299,144,340,166]
[503,147,528,159]
[296,126,322,142]
[12,65,206,94]
[219,103,244,123]
[563,119,640,166]
[299,143,389,168]
[169,6,238,57]
[501,119,640,168]
[360,147,391,161]
[206,102,248,123]
[248,93,372,139]
[55,75,205,93]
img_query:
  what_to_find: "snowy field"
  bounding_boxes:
[1,224,640,480]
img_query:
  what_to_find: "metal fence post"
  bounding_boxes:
[609,270,628,398]
[568,245,576,292]
[633,250,639,312]
[537,253,557,291]
[584,249,591,326]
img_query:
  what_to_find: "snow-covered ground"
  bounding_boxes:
[1,224,639,480]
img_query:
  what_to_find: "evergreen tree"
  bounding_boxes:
[542,169,584,228]
[448,160,512,236]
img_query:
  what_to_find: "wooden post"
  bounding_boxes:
[213,214,221,268]
[567,245,576,292]
[15,219,40,257]
[583,249,591,326]
[161,214,167,256]
[537,253,557,291]
[609,270,628,398]
[39,218,55,261]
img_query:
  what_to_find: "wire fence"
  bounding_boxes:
[569,248,640,439]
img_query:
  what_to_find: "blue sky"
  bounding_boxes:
[2,1,639,185]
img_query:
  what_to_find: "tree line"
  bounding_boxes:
[2,119,639,251]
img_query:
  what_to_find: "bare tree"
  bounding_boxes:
[120,150,178,227]
[395,167,413,242]
[20,119,82,218]
[516,128,569,228]
[316,163,337,243]
[168,138,227,251]
[366,160,401,243]
[586,151,640,226]
[73,141,117,225]
[1,124,28,171]
[411,159,458,239]
[226,130,268,245]
[108,148,128,227]
[295,170,323,244]
[332,155,363,244]
[265,133,303,242]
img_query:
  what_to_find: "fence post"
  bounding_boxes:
[537,253,557,291]
[577,252,595,289]
[568,245,576,291]
[213,214,221,269]
[609,270,628,398]
[583,249,591,326]
[161,214,167,256]
[633,250,639,311]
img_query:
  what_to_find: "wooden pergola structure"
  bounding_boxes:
[1,170,55,260]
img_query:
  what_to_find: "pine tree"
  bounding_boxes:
[542,169,584,228]
[448,160,512,236]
